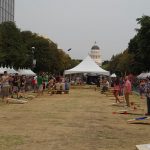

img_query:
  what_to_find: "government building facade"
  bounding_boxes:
[89,44,102,66]
[0,0,15,24]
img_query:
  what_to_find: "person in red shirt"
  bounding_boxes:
[124,76,132,107]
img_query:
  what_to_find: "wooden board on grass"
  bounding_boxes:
[7,98,28,104]
[127,116,150,124]
[112,103,125,107]
[136,144,150,150]
[117,109,130,114]
[112,109,130,114]
[113,108,145,115]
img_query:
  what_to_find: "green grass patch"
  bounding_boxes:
[0,135,25,149]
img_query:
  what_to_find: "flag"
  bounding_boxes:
[67,48,72,51]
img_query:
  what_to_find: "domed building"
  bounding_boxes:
[89,44,102,66]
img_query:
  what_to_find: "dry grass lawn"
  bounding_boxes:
[0,88,150,150]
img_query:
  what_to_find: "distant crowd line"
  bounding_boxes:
[0,71,70,103]
[1,71,150,116]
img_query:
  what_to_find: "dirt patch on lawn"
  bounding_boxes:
[0,88,149,150]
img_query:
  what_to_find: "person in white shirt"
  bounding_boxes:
[1,71,10,103]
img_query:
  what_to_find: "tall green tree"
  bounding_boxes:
[128,15,150,73]
[0,22,27,68]
[106,15,150,75]
[101,60,109,70]
[0,22,80,74]
[21,31,72,74]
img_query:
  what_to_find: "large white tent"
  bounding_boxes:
[0,67,5,74]
[110,73,117,78]
[64,55,109,76]
[137,72,150,79]
[0,67,35,76]
[6,67,18,74]
[18,69,36,76]
[0,66,18,74]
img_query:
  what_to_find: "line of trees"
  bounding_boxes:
[0,22,81,74]
[102,15,150,76]
[1,15,149,76]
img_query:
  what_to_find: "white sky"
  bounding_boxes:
[15,0,150,61]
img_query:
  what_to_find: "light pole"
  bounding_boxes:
[32,46,36,68]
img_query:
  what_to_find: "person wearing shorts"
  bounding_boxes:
[37,73,43,96]
[1,71,10,103]
[124,76,132,107]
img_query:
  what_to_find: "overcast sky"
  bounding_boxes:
[15,0,150,61]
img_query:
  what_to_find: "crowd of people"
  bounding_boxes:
[1,70,150,115]
[100,76,139,107]
[99,75,150,116]
[0,71,32,103]
[0,71,70,103]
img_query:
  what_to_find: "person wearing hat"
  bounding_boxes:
[144,77,150,115]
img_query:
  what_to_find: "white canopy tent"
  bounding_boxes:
[110,73,117,78]
[137,72,150,79]
[0,67,36,76]
[64,55,109,76]
[6,67,18,74]
[0,67,5,74]
[18,69,36,76]
[0,66,18,74]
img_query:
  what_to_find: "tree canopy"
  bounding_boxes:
[0,21,79,74]
[2,15,150,76]
[128,15,150,73]
[102,15,150,75]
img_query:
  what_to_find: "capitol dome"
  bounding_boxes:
[91,45,100,50]
[89,43,102,66]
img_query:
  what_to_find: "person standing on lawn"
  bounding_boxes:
[37,72,43,96]
[144,77,150,115]
[124,76,132,107]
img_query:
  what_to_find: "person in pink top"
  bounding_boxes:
[113,78,121,103]
[124,76,132,107]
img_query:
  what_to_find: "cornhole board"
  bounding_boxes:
[113,109,141,114]
[25,95,36,100]
[27,95,36,98]
[113,106,145,114]
[106,94,114,97]
[117,109,131,114]
[113,109,130,114]
[136,144,150,150]
[7,98,28,104]
[127,116,150,123]
[112,103,125,107]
